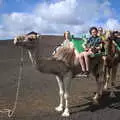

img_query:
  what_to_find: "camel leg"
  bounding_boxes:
[92,63,104,103]
[111,65,117,87]
[104,67,111,90]
[110,65,117,97]
[93,76,100,103]
[62,72,72,117]
[92,65,100,103]
[93,72,104,103]
[55,76,64,112]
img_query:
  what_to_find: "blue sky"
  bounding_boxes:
[0,0,43,13]
[0,0,120,39]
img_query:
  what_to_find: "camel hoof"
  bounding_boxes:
[111,82,116,87]
[55,106,63,112]
[103,84,108,91]
[92,94,99,105]
[62,109,70,117]
[93,93,98,100]
[110,92,116,98]
[92,98,99,105]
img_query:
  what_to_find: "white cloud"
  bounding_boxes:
[105,18,120,30]
[34,0,113,25]
[1,13,58,38]
[0,0,117,39]
[100,0,113,18]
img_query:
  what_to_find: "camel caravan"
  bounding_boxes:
[14,27,120,117]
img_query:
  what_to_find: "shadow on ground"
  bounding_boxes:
[71,90,120,114]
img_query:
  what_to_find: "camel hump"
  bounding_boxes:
[52,47,75,66]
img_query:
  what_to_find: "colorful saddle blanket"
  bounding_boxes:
[70,37,86,53]
[70,35,103,57]
[53,34,103,65]
[114,41,120,51]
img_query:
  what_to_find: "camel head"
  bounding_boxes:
[111,31,120,38]
[104,30,120,41]
[14,31,40,49]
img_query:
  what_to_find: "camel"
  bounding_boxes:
[13,31,104,117]
[102,31,120,94]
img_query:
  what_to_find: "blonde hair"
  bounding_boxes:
[64,31,70,39]
[104,30,112,40]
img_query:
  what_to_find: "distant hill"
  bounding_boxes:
[0,35,64,45]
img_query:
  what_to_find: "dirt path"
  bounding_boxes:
[0,38,120,120]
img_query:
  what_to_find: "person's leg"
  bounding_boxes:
[79,52,86,72]
[83,50,93,72]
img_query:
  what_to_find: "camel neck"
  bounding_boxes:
[28,45,40,65]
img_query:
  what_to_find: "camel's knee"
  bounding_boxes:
[59,91,64,96]
[102,56,107,65]
[58,83,64,94]
[64,93,69,99]
[106,74,110,79]
[102,56,107,61]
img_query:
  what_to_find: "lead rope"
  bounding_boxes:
[0,47,24,118]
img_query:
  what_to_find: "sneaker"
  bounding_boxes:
[75,71,85,77]
[84,71,89,77]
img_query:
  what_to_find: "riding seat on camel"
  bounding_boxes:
[53,34,104,69]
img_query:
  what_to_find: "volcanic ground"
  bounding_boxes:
[0,35,120,120]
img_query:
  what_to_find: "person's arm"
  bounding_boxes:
[117,35,120,38]
[95,38,102,50]
[89,37,102,53]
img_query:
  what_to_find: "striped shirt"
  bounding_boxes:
[86,36,101,48]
